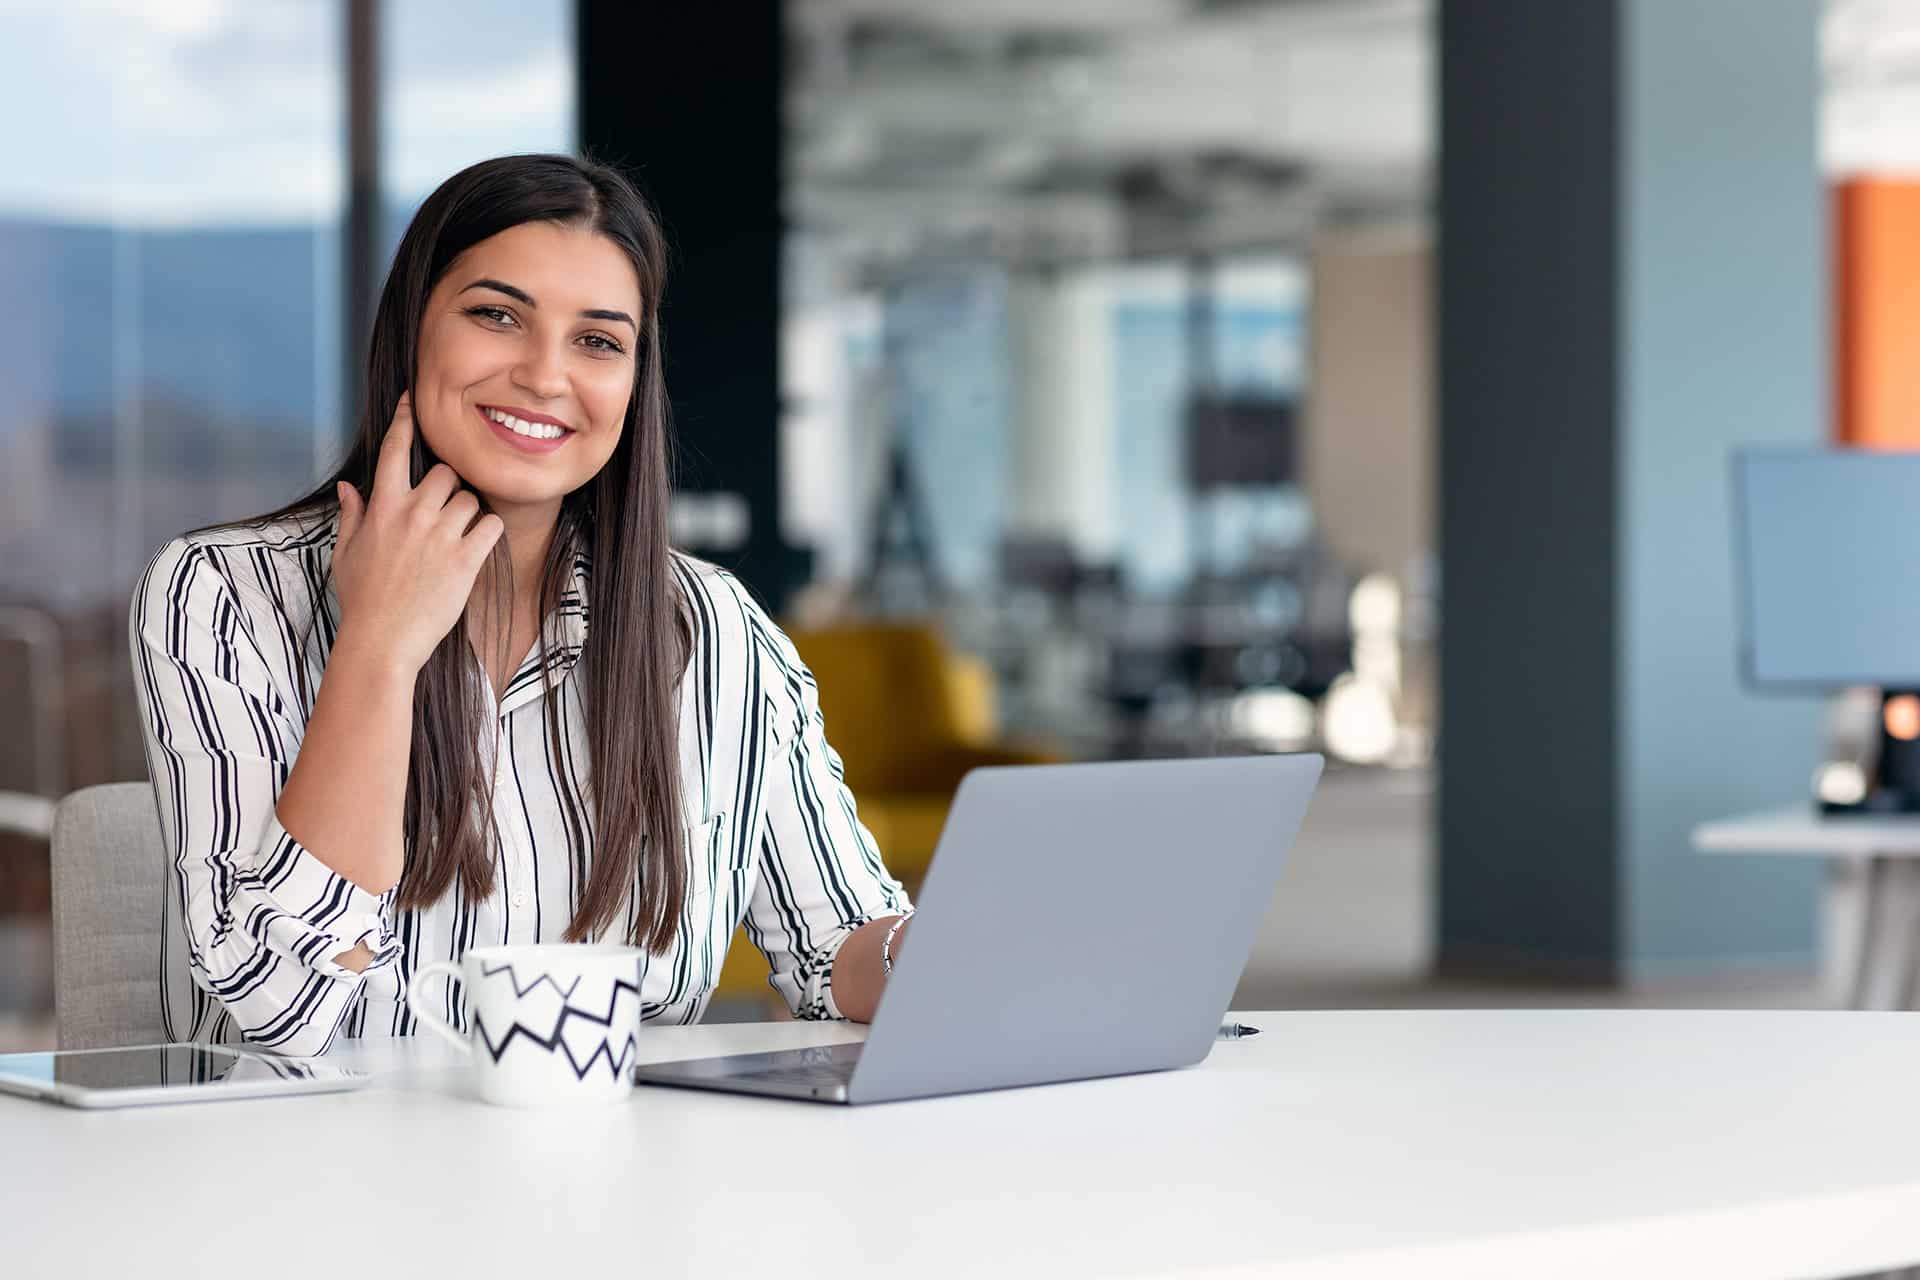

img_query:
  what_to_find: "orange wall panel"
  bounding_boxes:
[1834,179,1920,448]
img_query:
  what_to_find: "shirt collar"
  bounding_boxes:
[498,541,592,715]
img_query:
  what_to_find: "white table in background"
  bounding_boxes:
[1693,807,1920,1008]
[11,1010,1920,1278]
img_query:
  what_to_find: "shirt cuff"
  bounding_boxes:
[248,812,402,981]
[798,909,910,1022]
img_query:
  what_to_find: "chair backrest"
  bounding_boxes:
[787,621,976,790]
[50,782,166,1049]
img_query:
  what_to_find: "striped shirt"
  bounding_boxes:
[128,508,909,1057]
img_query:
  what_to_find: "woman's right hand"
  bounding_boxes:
[331,393,506,674]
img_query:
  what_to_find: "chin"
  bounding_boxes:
[466,469,578,509]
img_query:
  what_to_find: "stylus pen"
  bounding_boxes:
[1216,1022,1261,1040]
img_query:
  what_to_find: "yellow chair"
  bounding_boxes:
[709,621,1065,1008]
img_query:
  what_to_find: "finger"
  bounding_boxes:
[373,394,416,501]
[336,481,362,550]
[462,513,506,569]
[413,462,462,513]
[440,489,481,533]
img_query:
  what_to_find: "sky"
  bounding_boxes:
[0,0,573,227]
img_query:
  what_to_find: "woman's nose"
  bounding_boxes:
[512,343,569,398]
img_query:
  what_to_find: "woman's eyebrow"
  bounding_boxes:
[459,277,637,331]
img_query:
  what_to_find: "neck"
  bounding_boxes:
[502,502,560,598]
[469,496,562,627]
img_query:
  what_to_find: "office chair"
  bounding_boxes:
[49,782,166,1049]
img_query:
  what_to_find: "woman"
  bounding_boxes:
[129,153,912,1057]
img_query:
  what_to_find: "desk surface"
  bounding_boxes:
[1694,805,1920,855]
[9,1010,1920,1279]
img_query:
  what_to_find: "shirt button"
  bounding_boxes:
[511,892,528,909]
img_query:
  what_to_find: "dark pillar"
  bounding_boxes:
[344,0,380,439]
[577,0,806,609]
[1438,0,1824,980]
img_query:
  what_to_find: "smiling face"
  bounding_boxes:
[412,219,642,522]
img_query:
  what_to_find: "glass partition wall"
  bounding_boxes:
[0,0,574,1047]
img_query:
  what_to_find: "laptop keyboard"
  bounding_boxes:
[728,1065,854,1088]
[637,1041,864,1095]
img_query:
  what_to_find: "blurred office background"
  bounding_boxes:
[0,0,1909,1047]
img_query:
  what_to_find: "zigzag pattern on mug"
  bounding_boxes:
[478,960,584,1002]
[473,974,644,1081]
[474,1012,642,1082]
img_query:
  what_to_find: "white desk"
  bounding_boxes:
[11,1011,1920,1278]
[1694,808,1920,1009]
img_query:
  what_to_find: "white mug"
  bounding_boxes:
[406,942,644,1107]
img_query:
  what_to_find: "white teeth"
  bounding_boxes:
[485,407,566,440]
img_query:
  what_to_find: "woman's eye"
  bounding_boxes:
[466,306,622,355]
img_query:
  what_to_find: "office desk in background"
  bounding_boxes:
[10,1011,1920,1277]
[1693,807,1920,1009]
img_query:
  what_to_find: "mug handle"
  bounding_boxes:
[405,960,473,1056]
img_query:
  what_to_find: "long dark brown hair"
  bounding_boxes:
[190,153,691,952]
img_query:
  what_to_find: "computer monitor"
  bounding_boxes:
[1734,448,1920,689]
[1734,447,1920,811]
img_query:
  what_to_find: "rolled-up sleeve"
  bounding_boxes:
[730,587,910,1020]
[129,538,401,1056]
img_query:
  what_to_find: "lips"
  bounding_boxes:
[478,404,572,455]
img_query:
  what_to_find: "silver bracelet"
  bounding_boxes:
[880,910,914,976]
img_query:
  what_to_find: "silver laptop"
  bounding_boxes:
[636,753,1323,1105]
